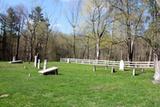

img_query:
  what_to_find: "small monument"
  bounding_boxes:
[132,68,136,76]
[153,61,160,81]
[12,56,16,61]
[111,66,115,73]
[67,58,70,63]
[152,54,160,84]
[34,56,38,67]
[39,59,58,75]
[37,59,41,69]
[43,59,47,70]
[9,56,22,64]
[119,60,124,71]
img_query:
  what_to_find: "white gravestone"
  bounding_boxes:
[37,59,41,69]
[34,56,38,67]
[133,68,136,76]
[43,59,47,70]
[119,60,124,71]
[154,61,160,81]
[67,58,70,63]
[12,56,16,61]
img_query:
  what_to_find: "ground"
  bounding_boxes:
[0,62,160,107]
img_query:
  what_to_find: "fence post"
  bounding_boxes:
[142,68,144,72]
[111,66,115,73]
[93,65,96,72]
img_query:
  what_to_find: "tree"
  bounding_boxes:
[66,0,82,58]
[110,0,147,61]
[142,0,160,82]
[6,7,20,60]
[0,13,7,60]
[28,6,48,61]
[14,5,26,59]
[84,0,113,59]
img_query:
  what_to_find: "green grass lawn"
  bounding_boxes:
[0,62,160,107]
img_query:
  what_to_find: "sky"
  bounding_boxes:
[0,0,78,34]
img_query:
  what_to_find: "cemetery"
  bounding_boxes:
[1,56,160,106]
[0,0,160,107]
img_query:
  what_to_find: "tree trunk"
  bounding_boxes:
[2,28,6,60]
[73,28,76,58]
[108,44,113,60]
[30,39,33,62]
[148,47,152,62]
[16,32,20,60]
[96,38,100,60]
[128,38,134,62]
[44,32,49,59]
[87,37,90,59]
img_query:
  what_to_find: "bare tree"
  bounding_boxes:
[110,0,146,61]
[84,0,113,59]
[14,5,26,59]
[66,0,82,58]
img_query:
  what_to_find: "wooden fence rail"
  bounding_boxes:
[60,58,154,68]
[60,58,155,76]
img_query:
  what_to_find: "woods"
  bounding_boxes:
[0,0,159,61]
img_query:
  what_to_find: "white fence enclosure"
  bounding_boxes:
[60,58,154,69]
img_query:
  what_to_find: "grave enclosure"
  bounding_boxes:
[61,58,155,76]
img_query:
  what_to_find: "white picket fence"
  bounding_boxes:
[60,58,154,69]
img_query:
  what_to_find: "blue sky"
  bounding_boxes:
[0,0,76,34]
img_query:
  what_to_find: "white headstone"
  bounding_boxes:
[43,59,47,70]
[37,59,40,69]
[34,56,37,67]
[111,66,115,73]
[67,58,70,63]
[119,60,124,71]
[12,56,16,61]
[133,68,136,76]
[154,61,160,81]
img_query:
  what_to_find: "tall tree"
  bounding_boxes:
[6,7,19,60]
[84,0,113,59]
[28,6,45,61]
[66,0,82,58]
[110,0,146,61]
[14,5,26,59]
[28,6,51,61]
[142,0,160,82]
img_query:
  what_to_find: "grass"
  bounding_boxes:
[0,61,160,107]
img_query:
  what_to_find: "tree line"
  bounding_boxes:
[0,0,159,61]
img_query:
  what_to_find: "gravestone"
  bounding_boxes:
[12,56,16,61]
[43,59,47,70]
[37,59,41,69]
[39,67,58,75]
[153,61,160,81]
[34,56,38,67]
[9,56,22,64]
[119,60,124,71]
[132,68,136,76]
[111,66,115,73]
[67,58,70,63]
[152,54,160,84]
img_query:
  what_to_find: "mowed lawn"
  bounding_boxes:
[0,62,160,107]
